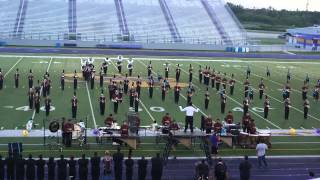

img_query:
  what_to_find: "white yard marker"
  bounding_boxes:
[85,82,97,129]
[31,57,53,120]
[4,57,23,78]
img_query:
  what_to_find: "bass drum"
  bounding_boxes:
[72,124,82,140]
[49,121,60,133]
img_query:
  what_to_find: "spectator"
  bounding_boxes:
[26,154,36,180]
[102,150,112,180]
[5,153,15,180]
[15,154,25,180]
[78,154,89,180]
[125,151,134,180]
[138,156,148,180]
[256,140,268,168]
[91,152,101,180]
[57,155,67,180]
[68,156,77,180]
[113,147,124,180]
[151,153,163,180]
[36,154,45,180]
[214,158,227,180]
[0,155,4,180]
[239,155,252,180]
[196,159,209,179]
[47,157,56,180]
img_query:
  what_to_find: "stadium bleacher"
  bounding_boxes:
[0,0,247,45]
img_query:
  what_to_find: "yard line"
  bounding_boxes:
[31,57,53,119]
[4,57,24,77]
[137,60,208,117]
[108,59,156,122]
[85,82,97,129]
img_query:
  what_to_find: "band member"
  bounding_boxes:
[174,82,181,104]
[244,79,250,98]
[186,83,194,105]
[204,68,210,86]
[204,88,210,110]
[28,69,33,89]
[112,90,120,114]
[129,83,135,107]
[34,93,40,114]
[221,74,227,90]
[229,74,235,95]
[243,98,250,116]
[198,65,203,83]
[73,70,78,90]
[44,96,51,117]
[221,94,226,114]
[249,119,257,134]
[102,57,109,75]
[120,122,129,136]
[162,113,172,126]
[246,66,251,79]
[148,76,154,99]
[188,64,193,82]
[99,70,104,88]
[104,114,114,127]
[161,83,167,101]
[264,95,270,119]
[124,74,129,95]
[71,93,78,119]
[266,66,270,77]
[99,91,106,115]
[136,75,142,98]
[213,119,222,134]
[258,79,265,100]
[27,88,34,110]
[305,74,310,84]
[175,64,181,82]
[286,69,291,83]
[117,55,123,73]
[63,119,74,147]
[303,99,310,119]
[134,92,139,113]
[147,61,152,77]
[284,98,291,120]
[215,73,221,91]
[313,86,319,101]
[224,111,234,124]
[302,83,308,100]
[0,69,3,90]
[118,81,124,103]
[180,102,199,133]
[61,70,65,91]
[248,86,254,101]
[163,62,170,79]
[90,70,95,89]
[242,112,251,133]
[283,84,291,100]
[14,68,19,88]
[127,58,133,76]
[205,115,213,134]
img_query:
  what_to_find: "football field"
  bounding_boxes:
[0,54,319,156]
[0,55,320,130]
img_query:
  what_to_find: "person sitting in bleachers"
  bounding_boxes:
[205,115,213,134]
[224,111,234,124]
[213,119,223,134]
[104,114,114,127]
[242,113,252,133]
[120,122,129,137]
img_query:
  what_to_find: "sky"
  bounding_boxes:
[225,0,320,12]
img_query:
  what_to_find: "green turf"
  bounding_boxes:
[0,54,319,156]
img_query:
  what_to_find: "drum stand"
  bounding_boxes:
[47,131,63,152]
